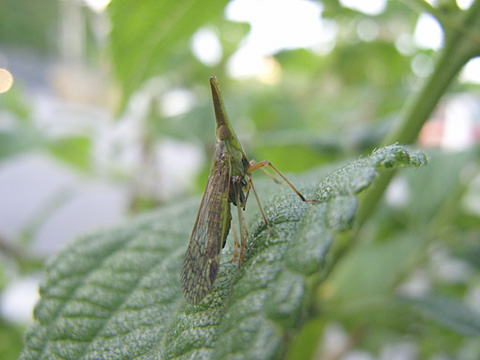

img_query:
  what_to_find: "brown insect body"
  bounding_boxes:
[181,77,317,305]
[180,129,249,305]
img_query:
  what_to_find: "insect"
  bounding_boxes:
[181,77,318,305]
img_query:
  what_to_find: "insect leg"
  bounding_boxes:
[235,188,248,268]
[247,175,275,236]
[259,167,282,184]
[230,219,240,264]
[248,160,320,202]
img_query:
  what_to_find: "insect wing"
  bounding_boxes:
[181,158,232,304]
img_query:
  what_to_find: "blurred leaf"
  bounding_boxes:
[47,136,91,172]
[325,152,477,307]
[326,232,425,302]
[19,145,425,360]
[333,41,410,88]
[0,0,58,52]
[404,149,475,225]
[0,129,42,160]
[108,0,230,103]
[0,86,32,121]
[285,318,325,360]
[256,144,329,173]
[454,240,480,271]
[275,48,325,76]
[0,322,24,360]
[400,295,480,336]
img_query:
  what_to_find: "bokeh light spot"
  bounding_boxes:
[0,68,14,93]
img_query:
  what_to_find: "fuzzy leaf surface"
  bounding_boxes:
[20,145,426,360]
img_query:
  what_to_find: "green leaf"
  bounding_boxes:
[0,321,24,360]
[20,145,426,360]
[326,232,425,302]
[47,136,91,172]
[108,0,230,104]
[0,0,59,53]
[400,295,480,336]
[0,129,42,160]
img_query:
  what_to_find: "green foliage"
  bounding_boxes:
[401,295,480,336]
[19,145,425,360]
[3,0,480,358]
[47,137,92,173]
[0,323,24,360]
[0,88,39,160]
[0,0,58,52]
[285,318,325,360]
[328,232,423,301]
[0,129,42,160]
[108,0,231,103]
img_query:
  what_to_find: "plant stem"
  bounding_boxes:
[356,0,480,228]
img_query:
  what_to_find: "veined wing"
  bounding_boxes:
[181,157,232,305]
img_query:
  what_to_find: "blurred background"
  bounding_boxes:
[1,0,480,359]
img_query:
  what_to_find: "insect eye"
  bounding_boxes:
[218,125,231,140]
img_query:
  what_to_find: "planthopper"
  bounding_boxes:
[181,77,318,305]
